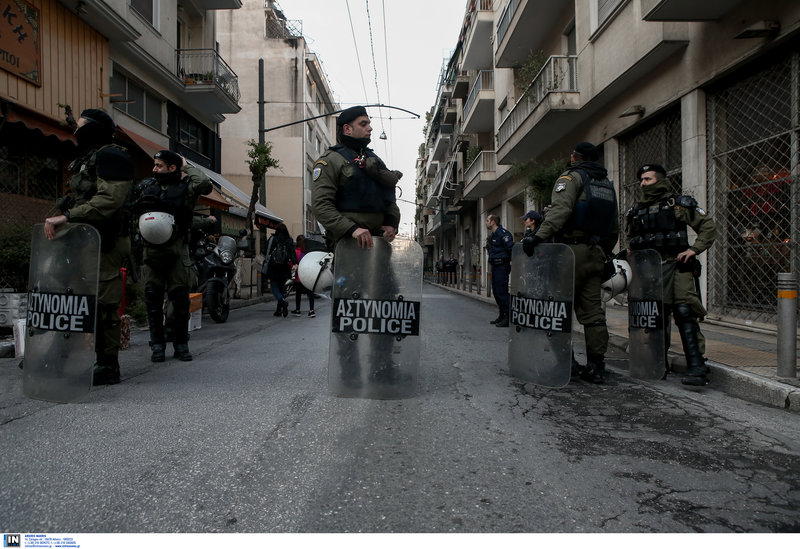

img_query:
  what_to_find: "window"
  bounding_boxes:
[110,69,163,131]
[177,116,205,152]
[131,0,159,29]
[598,0,625,25]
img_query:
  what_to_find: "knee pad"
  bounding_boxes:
[144,285,164,307]
[673,303,696,324]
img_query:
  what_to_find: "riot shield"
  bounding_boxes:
[508,243,575,388]
[23,223,100,403]
[329,237,422,399]
[627,249,666,380]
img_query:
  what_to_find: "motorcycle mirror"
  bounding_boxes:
[239,229,248,236]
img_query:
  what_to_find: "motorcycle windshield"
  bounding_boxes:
[218,236,237,254]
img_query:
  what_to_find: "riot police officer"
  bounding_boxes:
[625,164,716,386]
[44,108,134,385]
[311,105,404,391]
[133,150,212,363]
[523,142,619,383]
[486,214,514,327]
[311,105,401,251]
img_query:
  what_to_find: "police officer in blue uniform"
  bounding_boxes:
[486,214,514,327]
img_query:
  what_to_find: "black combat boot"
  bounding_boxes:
[571,352,585,378]
[170,290,193,362]
[490,313,503,324]
[146,309,166,362]
[674,304,708,386]
[93,355,121,385]
[581,354,606,384]
[495,313,509,327]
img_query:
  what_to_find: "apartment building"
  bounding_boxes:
[0,0,280,291]
[418,0,800,327]
[217,0,338,250]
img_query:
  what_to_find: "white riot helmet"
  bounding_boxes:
[138,212,175,245]
[601,259,632,302]
[298,251,334,293]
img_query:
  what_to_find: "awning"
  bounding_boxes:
[1,102,78,147]
[185,160,283,225]
[116,126,164,158]
[198,187,232,211]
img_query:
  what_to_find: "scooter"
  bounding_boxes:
[195,229,248,323]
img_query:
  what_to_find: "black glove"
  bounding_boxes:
[614,249,628,261]
[522,235,543,257]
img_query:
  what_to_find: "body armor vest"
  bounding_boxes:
[136,177,192,233]
[331,145,396,214]
[65,144,129,252]
[566,169,617,238]
[626,195,693,253]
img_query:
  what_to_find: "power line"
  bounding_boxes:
[365,0,385,133]
[381,0,394,164]
[345,0,369,103]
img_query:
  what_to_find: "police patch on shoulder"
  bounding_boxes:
[696,207,706,215]
[312,166,322,181]
[555,182,567,192]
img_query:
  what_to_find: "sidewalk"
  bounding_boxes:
[429,281,800,413]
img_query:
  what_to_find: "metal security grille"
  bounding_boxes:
[618,106,683,248]
[707,53,798,324]
[0,147,65,291]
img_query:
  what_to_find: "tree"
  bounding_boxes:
[244,139,280,232]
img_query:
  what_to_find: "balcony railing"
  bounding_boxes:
[465,150,497,185]
[498,55,576,148]
[496,0,521,47]
[464,70,494,117]
[266,18,302,39]
[177,49,241,103]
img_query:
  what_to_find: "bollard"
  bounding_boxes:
[777,272,798,378]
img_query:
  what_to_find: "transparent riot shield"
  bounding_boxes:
[23,223,100,403]
[627,249,666,380]
[508,243,575,388]
[329,237,422,399]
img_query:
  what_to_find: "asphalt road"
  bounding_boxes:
[1,284,798,533]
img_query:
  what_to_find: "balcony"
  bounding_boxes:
[642,0,745,20]
[426,159,439,178]
[426,208,457,236]
[191,0,243,9]
[463,71,494,133]
[495,0,572,68]
[58,0,140,43]
[452,71,470,99]
[497,55,580,164]
[177,49,241,114]
[463,151,500,199]
[461,0,494,70]
[432,125,453,161]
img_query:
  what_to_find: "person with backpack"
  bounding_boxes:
[522,142,619,384]
[264,223,296,317]
[44,109,134,386]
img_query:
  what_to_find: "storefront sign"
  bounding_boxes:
[0,0,40,86]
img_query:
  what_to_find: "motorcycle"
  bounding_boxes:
[195,229,248,323]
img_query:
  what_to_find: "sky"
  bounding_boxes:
[275,0,468,237]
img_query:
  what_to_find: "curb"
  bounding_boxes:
[427,281,800,414]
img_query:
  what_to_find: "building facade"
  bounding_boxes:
[0,0,270,292]
[418,0,800,328]
[217,0,338,248]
